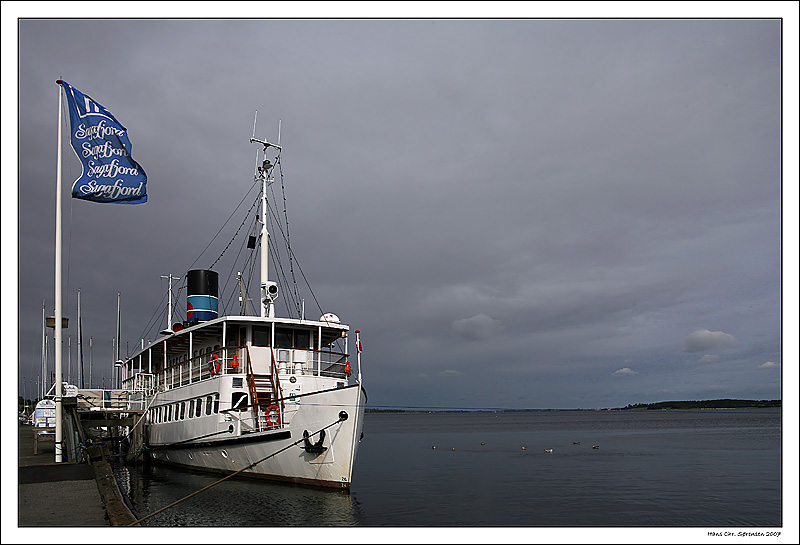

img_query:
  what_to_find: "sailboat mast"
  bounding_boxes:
[115,292,122,387]
[78,288,83,388]
[41,302,46,399]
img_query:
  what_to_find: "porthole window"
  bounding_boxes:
[188,399,194,418]
[214,393,220,414]
[206,395,213,416]
[195,398,202,417]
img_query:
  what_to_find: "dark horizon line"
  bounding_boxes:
[364,398,782,413]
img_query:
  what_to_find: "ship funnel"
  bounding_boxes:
[187,269,219,323]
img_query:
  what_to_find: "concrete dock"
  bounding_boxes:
[17,423,138,527]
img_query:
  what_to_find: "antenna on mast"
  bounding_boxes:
[252,111,260,178]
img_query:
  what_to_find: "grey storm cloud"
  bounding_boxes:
[683,329,738,353]
[10,15,785,410]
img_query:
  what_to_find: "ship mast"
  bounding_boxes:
[250,128,281,318]
[160,273,176,335]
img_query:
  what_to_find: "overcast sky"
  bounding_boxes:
[6,13,796,413]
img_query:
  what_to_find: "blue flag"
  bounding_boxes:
[58,80,147,204]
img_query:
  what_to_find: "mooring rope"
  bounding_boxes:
[128,414,347,526]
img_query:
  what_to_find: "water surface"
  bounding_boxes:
[115,409,782,527]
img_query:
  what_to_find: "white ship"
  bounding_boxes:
[121,134,366,489]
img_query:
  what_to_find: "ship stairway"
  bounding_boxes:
[250,373,278,431]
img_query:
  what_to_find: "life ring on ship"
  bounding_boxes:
[209,354,221,375]
[265,404,281,427]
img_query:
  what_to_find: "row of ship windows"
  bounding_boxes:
[150,393,221,424]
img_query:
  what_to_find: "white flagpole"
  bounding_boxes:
[54,81,64,463]
[356,330,362,383]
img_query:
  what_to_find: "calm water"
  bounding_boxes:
[114,410,782,527]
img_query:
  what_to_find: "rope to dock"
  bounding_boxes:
[122,394,159,439]
[127,414,347,526]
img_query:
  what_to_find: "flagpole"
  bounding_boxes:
[356,330,362,384]
[54,80,64,463]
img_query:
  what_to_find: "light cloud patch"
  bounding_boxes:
[698,354,720,364]
[439,369,464,378]
[683,329,738,353]
[613,367,638,376]
[758,361,780,369]
[451,314,504,340]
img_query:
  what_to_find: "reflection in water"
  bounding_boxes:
[114,462,357,526]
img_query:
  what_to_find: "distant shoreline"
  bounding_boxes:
[616,399,781,411]
[365,399,781,413]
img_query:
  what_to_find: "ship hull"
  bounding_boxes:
[145,383,366,489]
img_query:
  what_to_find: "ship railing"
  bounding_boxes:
[120,371,155,392]
[75,389,134,411]
[273,348,350,379]
[269,347,284,429]
[245,345,264,432]
[157,345,248,391]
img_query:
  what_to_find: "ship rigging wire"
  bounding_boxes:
[132,148,329,352]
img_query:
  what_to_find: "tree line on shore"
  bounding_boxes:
[620,399,780,410]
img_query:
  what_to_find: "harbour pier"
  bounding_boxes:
[18,387,146,527]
